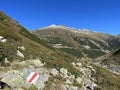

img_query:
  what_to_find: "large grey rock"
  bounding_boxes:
[61,84,67,90]
[69,86,78,90]
[4,58,9,64]
[32,59,45,67]
[60,68,68,75]
[71,62,76,66]
[65,79,73,84]
[76,63,82,67]
[18,46,26,51]
[50,68,59,77]
[16,50,24,58]
[1,67,50,90]
[85,80,97,90]
[76,77,82,84]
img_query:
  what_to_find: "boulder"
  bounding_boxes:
[1,68,50,90]
[69,86,78,90]
[60,68,68,75]
[1,70,25,88]
[76,63,82,67]
[0,36,7,42]
[71,62,76,66]
[76,77,82,84]
[18,46,26,51]
[70,75,75,80]
[16,50,24,58]
[50,68,59,77]
[87,66,96,73]
[32,59,45,67]
[65,79,73,84]
[61,84,67,90]
[4,58,9,64]
[84,80,97,90]
[17,88,25,90]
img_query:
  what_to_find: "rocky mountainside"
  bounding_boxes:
[0,12,120,90]
[95,48,120,73]
[33,24,120,58]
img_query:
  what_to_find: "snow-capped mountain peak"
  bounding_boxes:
[41,24,73,30]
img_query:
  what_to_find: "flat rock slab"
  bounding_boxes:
[1,67,50,90]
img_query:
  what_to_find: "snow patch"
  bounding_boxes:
[42,24,69,29]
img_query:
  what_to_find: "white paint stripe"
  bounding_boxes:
[27,72,39,84]
[27,72,34,82]
[31,74,39,84]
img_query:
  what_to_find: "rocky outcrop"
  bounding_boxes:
[0,58,97,90]
[50,68,59,77]
[71,61,97,90]
[18,46,26,51]
[95,49,120,74]
[60,68,68,76]
[0,59,49,90]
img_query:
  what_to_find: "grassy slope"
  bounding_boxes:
[33,28,118,58]
[93,64,120,90]
[0,11,81,76]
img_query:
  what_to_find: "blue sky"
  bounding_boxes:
[0,0,120,35]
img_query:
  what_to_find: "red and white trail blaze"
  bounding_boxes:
[27,72,39,84]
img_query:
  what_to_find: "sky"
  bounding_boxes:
[0,0,120,35]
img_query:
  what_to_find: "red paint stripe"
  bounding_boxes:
[28,73,38,83]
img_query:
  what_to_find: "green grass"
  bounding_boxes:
[19,27,54,50]
[0,27,21,41]
[45,37,73,47]
[92,64,120,90]
[82,49,105,58]
[40,51,82,77]
[60,48,83,58]
[74,37,100,49]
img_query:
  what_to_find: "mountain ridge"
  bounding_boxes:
[36,24,118,36]
[33,25,120,58]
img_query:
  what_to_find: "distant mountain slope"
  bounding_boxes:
[33,24,120,58]
[96,48,120,73]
